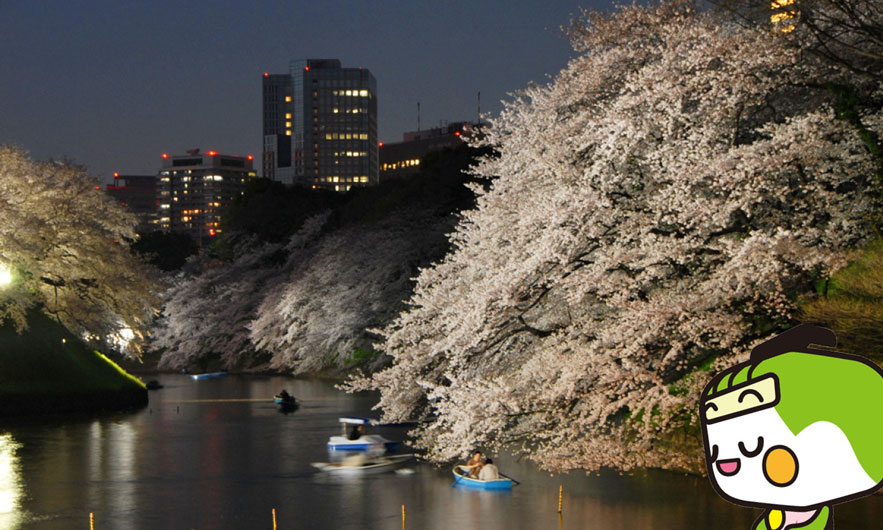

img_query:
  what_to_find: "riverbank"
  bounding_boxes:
[0,311,147,416]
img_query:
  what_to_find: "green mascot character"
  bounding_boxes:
[700,325,883,529]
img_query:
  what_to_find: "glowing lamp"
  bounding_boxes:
[95,186,101,190]
[455,131,461,137]
[209,229,216,237]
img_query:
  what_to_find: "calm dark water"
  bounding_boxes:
[0,374,879,529]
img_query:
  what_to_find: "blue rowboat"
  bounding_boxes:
[452,465,513,490]
[189,372,228,381]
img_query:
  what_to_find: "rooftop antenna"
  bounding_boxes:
[417,101,421,132]
[477,91,481,125]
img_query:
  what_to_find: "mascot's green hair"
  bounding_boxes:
[703,325,883,483]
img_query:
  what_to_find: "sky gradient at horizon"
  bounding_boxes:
[0,1,612,181]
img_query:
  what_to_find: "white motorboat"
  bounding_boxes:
[311,453,414,475]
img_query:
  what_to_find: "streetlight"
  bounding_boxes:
[0,265,11,287]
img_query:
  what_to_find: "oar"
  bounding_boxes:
[500,473,521,486]
[452,466,469,486]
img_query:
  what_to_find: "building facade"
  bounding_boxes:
[104,173,159,233]
[157,151,256,241]
[262,59,378,191]
[379,121,483,180]
[262,73,293,182]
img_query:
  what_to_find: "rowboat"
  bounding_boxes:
[189,372,228,381]
[273,392,297,410]
[327,417,397,451]
[312,453,414,475]
[452,465,513,490]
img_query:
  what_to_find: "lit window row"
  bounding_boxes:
[159,203,170,209]
[319,175,369,184]
[205,175,224,181]
[336,151,367,157]
[381,159,421,171]
[335,185,353,192]
[331,108,366,114]
[324,133,369,140]
[332,89,370,97]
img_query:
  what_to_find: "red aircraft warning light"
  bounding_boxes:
[209,229,217,237]
[207,150,218,156]
[455,131,461,137]
[161,153,168,159]
[378,142,384,147]
[264,72,269,77]
[247,155,254,161]
[113,172,119,178]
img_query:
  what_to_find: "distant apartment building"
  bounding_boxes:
[104,173,159,233]
[379,121,484,180]
[262,59,378,191]
[157,150,256,241]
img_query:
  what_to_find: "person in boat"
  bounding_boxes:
[463,451,484,477]
[478,458,500,481]
[276,389,292,401]
[347,424,365,440]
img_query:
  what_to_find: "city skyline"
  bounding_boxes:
[0,0,611,182]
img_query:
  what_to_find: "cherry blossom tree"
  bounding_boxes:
[0,147,159,355]
[351,0,883,473]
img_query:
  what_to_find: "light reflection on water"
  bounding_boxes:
[0,433,23,528]
[0,375,879,529]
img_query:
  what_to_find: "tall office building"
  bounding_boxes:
[157,151,256,241]
[262,73,293,182]
[262,59,378,190]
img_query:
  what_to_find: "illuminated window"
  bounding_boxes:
[333,108,339,114]
[285,121,292,127]
[359,90,368,97]
[286,131,292,136]
[285,113,292,119]
[285,96,292,102]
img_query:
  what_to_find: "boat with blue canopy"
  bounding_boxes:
[327,417,397,451]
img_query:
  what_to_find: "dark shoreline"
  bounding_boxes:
[0,387,148,417]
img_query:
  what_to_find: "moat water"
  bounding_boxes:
[0,374,880,529]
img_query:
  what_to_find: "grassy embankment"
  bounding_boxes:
[0,310,147,416]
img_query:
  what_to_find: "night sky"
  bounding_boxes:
[0,0,612,182]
